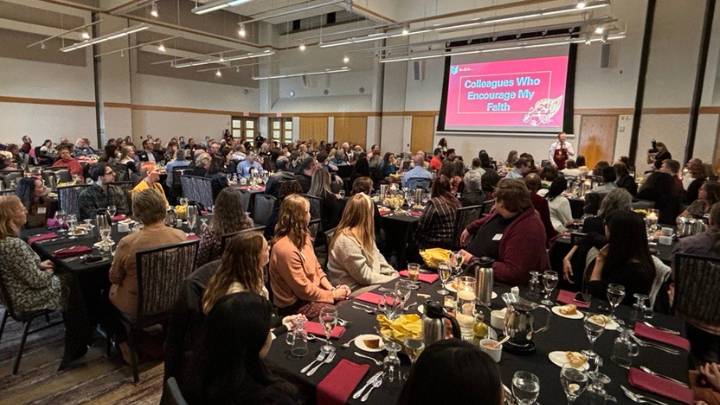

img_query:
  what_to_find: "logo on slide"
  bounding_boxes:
[523,96,564,126]
[450,65,459,75]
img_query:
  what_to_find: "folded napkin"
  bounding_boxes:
[399,270,439,284]
[634,322,690,351]
[628,367,693,404]
[556,289,591,309]
[53,245,92,258]
[28,232,58,245]
[419,248,452,269]
[407,210,423,217]
[186,234,200,241]
[111,214,127,222]
[355,292,392,306]
[303,321,346,339]
[317,359,370,405]
[377,314,422,341]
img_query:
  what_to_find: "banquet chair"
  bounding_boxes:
[193,176,214,209]
[53,169,73,183]
[453,204,483,249]
[220,225,266,251]
[238,189,252,213]
[0,170,23,188]
[672,253,720,325]
[179,175,196,204]
[480,199,496,215]
[302,193,322,219]
[321,227,336,271]
[108,181,134,212]
[160,377,188,405]
[405,178,431,191]
[251,194,277,226]
[58,184,89,216]
[127,239,199,382]
[0,273,64,374]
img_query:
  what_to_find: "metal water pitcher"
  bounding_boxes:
[472,257,495,307]
[422,301,461,347]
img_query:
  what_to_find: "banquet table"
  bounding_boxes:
[266,278,690,405]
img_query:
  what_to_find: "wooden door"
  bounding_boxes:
[578,115,618,168]
[411,115,435,154]
[333,116,367,148]
[299,117,328,144]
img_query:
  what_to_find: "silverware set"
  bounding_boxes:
[352,302,377,314]
[621,385,669,405]
[303,351,336,376]
[638,366,689,388]
[353,351,383,366]
[630,333,680,355]
[642,321,681,335]
[353,371,384,402]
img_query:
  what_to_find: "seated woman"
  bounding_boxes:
[109,190,187,321]
[190,293,299,404]
[415,176,461,250]
[327,193,398,290]
[459,179,549,285]
[681,181,720,219]
[614,162,637,196]
[382,152,398,177]
[0,196,91,368]
[308,168,344,231]
[398,339,502,405]
[131,162,169,208]
[51,144,84,181]
[545,177,573,233]
[587,211,667,306]
[269,194,351,317]
[195,188,253,267]
[15,176,52,228]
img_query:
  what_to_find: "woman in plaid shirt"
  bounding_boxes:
[415,175,461,250]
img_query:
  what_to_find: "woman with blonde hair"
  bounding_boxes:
[327,193,398,290]
[269,194,351,316]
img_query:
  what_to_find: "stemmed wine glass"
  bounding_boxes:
[403,336,424,364]
[107,205,117,219]
[606,283,626,325]
[512,370,540,405]
[55,210,67,232]
[319,306,338,354]
[394,280,412,311]
[187,205,198,232]
[583,315,606,370]
[382,340,403,387]
[561,364,589,404]
[96,214,111,246]
[406,262,420,290]
[541,270,559,306]
[437,262,451,296]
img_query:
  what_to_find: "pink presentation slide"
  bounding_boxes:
[443,56,569,131]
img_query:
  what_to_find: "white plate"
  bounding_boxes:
[551,306,584,320]
[354,334,385,353]
[548,351,590,370]
[587,314,619,330]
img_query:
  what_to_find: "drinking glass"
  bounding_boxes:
[606,283,626,325]
[528,271,542,300]
[96,214,111,245]
[286,319,309,358]
[631,293,650,322]
[187,205,198,231]
[382,341,403,387]
[561,365,589,404]
[55,210,67,231]
[406,262,420,290]
[66,214,77,234]
[319,306,337,353]
[378,293,398,320]
[179,197,189,207]
[584,315,606,351]
[403,336,424,364]
[107,205,117,218]
[394,280,412,310]
[512,370,540,405]
[437,262,451,296]
[541,270,559,306]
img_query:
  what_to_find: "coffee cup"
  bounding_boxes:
[479,338,502,363]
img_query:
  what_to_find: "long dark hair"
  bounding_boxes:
[546,177,568,201]
[201,293,295,403]
[398,339,502,405]
[15,177,36,210]
[603,211,655,281]
[354,154,370,177]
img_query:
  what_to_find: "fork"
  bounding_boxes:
[643,321,681,335]
[306,335,328,343]
[639,366,689,388]
[300,351,326,374]
[620,385,669,405]
[353,351,383,366]
[352,305,376,314]
[307,351,336,376]
[341,336,359,348]
[337,318,349,326]
[631,334,680,355]
[361,376,383,402]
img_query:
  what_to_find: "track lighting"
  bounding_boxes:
[150,2,159,17]
[299,43,306,51]
[238,23,246,38]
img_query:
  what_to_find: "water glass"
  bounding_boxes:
[66,214,77,234]
[319,306,337,353]
[528,271,542,300]
[512,370,540,405]
[437,263,451,296]
[541,270,559,306]
[382,341,403,387]
[403,336,424,363]
[631,293,650,322]
[611,327,639,368]
[107,205,117,218]
[378,293,399,320]
[96,214,111,244]
[584,315,605,350]
[187,205,198,231]
[606,283,626,324]
[406,262,421,290]
[561,365,589,404]
[55,210,67,231]
[287,320,309,358]
[394,280,412,309]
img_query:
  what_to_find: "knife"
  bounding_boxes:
[352,371,383,399]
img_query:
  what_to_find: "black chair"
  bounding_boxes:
[220,225,266,251]
[308,217,322,239]
[58,184,90,216]
[673,253,720,325]
[453,204,482,249]
[252,194,277,226]
[238,190,252,213]
[480,199,495,215]
[321,227,337,271]
[170,168,188,205]
[161,377,189,405]
[126,240,199,382]
[0,170,23,189]
[0,273,64,374]
[303,193,322,220]
[583,192,608,216]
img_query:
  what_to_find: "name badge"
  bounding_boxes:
[492,233,503,241]
[37,207,47,215]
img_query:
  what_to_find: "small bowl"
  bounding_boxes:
[479,338,503,363]
[490,309,506,330]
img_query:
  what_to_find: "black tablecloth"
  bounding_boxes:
[266,280,689,405]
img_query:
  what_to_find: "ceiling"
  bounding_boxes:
[195,0,351,24]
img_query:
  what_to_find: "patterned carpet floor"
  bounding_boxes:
[0,310,163,405]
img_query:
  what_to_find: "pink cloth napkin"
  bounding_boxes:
[53,245,92,258]
[628,367,693,404]
[399,270,439,284]
[303,321,346,339]
[407,210,423,217]
[186,234,200,241]
[355,292,393,306]
[111,214,127,222]
[634,322,690,351]
[556,289,591,309]
[28,232,58,245]
[317,359,370,405]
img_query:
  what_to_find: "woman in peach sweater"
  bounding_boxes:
[269,194,351,317]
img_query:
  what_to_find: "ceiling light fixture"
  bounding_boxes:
[215,69,222,77]
[81,31,90,39]
[173,49,275,68]
[238,23,246,38]
[60,24,149,52]
[157,43,166,52]
[192,0,253,15]
[402,26,410,35]
[343,55,349,64]
[150,2,159,17]
[40,42,46,50]
[252,67,351,81]
[299,43,306,51]
[577,1,587,9]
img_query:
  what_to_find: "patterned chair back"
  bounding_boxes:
[302,194,322,219]
[0,268,21,319]
[252,194,277,226]
[238,190,252,213]
[673,253,720,324]
[58,184,89,216]
[54,169,72,183]
[221,225,266,251]
[180,175,213,208]
[0,170,24,189]
[405,177,431,191]
[454,204,482,249]
[136,240,199,320]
